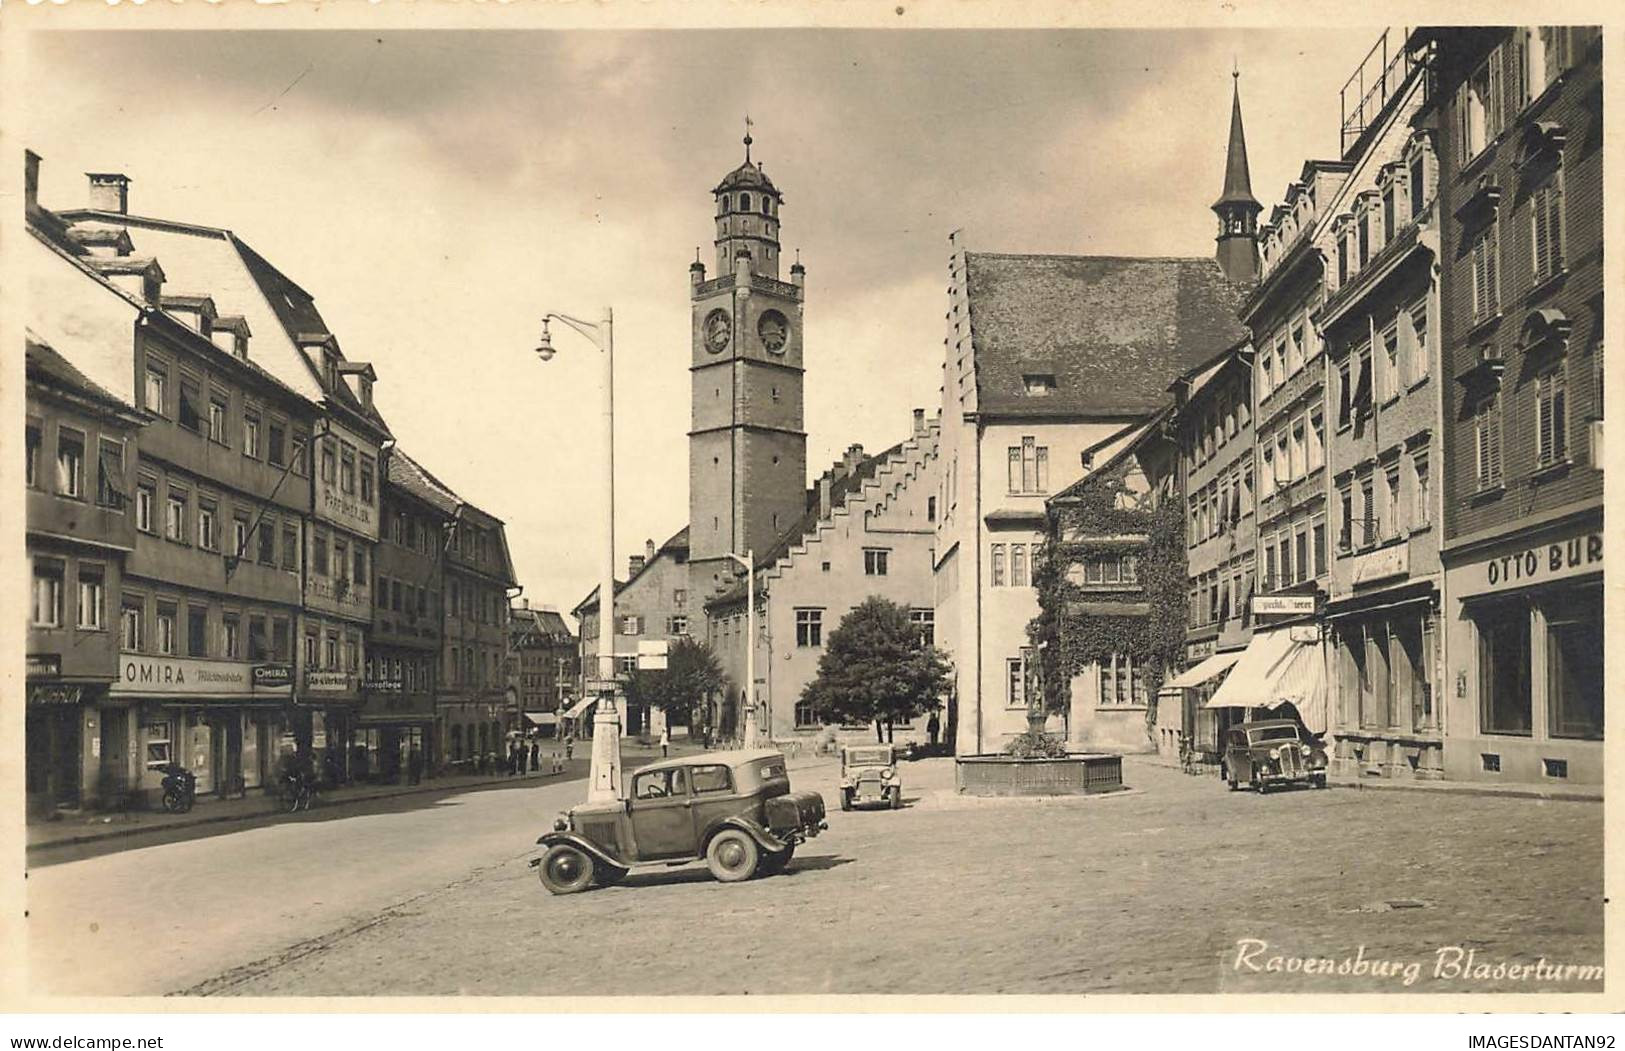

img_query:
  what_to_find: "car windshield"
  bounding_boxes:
[1249,726,1302,743]
[847,748,891,766]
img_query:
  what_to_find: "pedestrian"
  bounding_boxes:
[508,741,520,777]
[927,709,942,748]
[660,726,670,758]
[564,733,574,761]
[407,745,423,785]
[530,740,540,773]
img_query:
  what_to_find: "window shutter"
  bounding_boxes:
[1553,371,1568,459]
[1476,408,1491,487]
[1548,177,1564,268]
[1488,398,1503,483]
[1487,45,1505,140]
[1538,375,1554,465]
[1485,223,1499,311]
[1507,30,1527,107]
[1533,186,1551,278]
[1455,81,1469,161]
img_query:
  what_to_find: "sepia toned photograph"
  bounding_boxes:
[6,9,1610,1012]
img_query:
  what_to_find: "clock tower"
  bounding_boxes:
[688,127,808,599]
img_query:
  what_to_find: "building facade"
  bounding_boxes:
[1428,26,1604,785]
[1161,340,1257,761]
[573,529,689,738]
[438,503,519,766]
[706,412,942,744]
[1316,33,1447,780]
[508,601,578,735]
[362,447,454,779]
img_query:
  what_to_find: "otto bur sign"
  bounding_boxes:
[1485,532,1603,589]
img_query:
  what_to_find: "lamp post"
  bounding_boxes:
[535,307,621,802]
[724,550,759,748]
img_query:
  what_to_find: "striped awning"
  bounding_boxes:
[563,697,594,720]
[1205,629,1329,734]
[524,711,558,727]
[1164,649,1243,690]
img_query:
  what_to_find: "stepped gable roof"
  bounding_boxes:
[964,252,1250,418]
[706,442,904,609]
[26,335,140,416]
[572,526,690,616]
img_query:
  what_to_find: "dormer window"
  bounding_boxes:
[1023,373,1057,396]
[360,376,373,407]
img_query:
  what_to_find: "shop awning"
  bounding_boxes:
[563,697,594,720]
[524,711,558,727]
[1164,649,1243,690]
[1204,629,1329,734]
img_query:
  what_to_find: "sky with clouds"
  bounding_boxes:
[26,27,1381,620]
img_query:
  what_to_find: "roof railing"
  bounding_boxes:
[1339,27,1418,157]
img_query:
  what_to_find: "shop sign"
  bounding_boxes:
[1480,532,1603,591]
[363,679,403,693]
[1186,639,1216,662]
[29,684,83,705]
[1252,595,1316,616]
[1351,543,1410,586]
[27,653,62,678]
[253,664,294,688]
[1289,624,1321,643]
[111,656,292,698]
[305,671,355,693]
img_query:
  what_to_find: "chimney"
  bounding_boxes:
[645,538,657,564]
[912,408,925,436]
[87,172,131,215]
[819,475,833,519]
[843,443,864,473]
[628,554,646,577]
[25,151,40,214]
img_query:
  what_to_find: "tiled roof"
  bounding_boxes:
[386,446,462,516]
[706,444,901,609]
[26,336,140,415]
[964,252,1250,417]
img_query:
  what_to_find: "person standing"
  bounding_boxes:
[529,739,540,773]
[659,726,670,758]
[927,709,942,749]
[407,745,423,786]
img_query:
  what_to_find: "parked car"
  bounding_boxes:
[839,743,902,811]
[531,748,828,894]
[1221,719,1329,792]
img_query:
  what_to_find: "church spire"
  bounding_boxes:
[1212,69,1262,283]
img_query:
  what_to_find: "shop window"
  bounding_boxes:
[144,722,173,771]
[1547,588,1603,739]
[1361,627,1389,730]
[1392,617,1426,734]
[1477,601,1532,736]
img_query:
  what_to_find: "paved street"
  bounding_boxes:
[27,756,1602,997]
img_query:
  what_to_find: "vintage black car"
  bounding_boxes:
[839,743,902,810]
[531,748,827,894]
[1222,719,1329,792]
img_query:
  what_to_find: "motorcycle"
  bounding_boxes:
[159,763,197,813]
[276,767,317,813]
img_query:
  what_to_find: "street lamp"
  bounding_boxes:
[535,308,622,802]
[724,550,760,749]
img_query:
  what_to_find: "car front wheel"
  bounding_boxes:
[840,789,853,812]
[537,844,595,895]
[706,829,760,883]
[1223,765,1239,791]
[890,786,903,810]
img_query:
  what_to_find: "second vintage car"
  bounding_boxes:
[532,748,828,894]
[1221,719,1330,792]
[838,743,902,810]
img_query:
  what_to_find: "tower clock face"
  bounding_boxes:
[704,309,732,354]
[758,310,789,354]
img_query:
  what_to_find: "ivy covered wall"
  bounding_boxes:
[1028,446,1187,739]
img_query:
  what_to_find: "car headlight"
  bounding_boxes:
[1300,743,1311,755]
[553,816,568,832]
[881,768,895,781]
[1268,747,1282,760]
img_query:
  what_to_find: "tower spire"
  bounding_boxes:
[744,114,754,162]
[1212,68,1262,283]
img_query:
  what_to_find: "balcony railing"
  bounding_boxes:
[1340,27,1419,157]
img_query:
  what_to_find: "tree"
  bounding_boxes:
[621,637,724,730]
[799,597,954,742]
